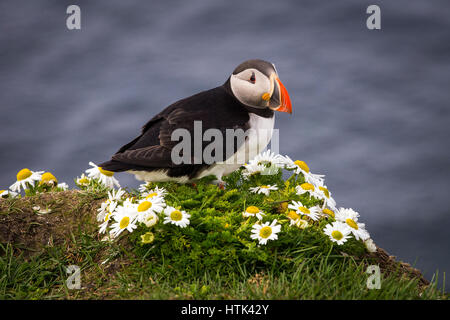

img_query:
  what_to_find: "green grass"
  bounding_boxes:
[0,169,447,299]
[0,237,445,300]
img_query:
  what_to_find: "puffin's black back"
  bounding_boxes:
[99,81,270,178]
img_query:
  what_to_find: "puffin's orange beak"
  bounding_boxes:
[274,77,292,114]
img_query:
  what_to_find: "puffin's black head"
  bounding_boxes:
[229,59,292,114]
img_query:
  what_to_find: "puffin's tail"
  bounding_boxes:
[98,160,130,172]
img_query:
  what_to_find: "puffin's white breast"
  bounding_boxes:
[202,112,275,179]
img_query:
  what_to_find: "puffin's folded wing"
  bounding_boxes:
[111,145,175,168]
[109,86,250,168]
[111,109,228,168]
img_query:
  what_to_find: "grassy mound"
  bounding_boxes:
[0,179,445,299]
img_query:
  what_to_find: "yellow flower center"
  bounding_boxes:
[319,186,330,198]
[104,211,112,222]
[246,206,260,214]
[346,218,359,230]
[298,206,310,214]
[259,226,272,239]
[119,216,130,229]
[0,190,5,194]
[260,185,269,189]
[145,192,158,199]
[98,167,115,177]
[294,160,310,173]
[17,168,32,181]
[331,230,343,240]
[137,201,152,212]
[40,172,57,184]
[300,183,315,191]
[287,211,300,220]
[170,210,183,221]
[78,177,89,184]
[141,232,155,244]
[323,208,335,217]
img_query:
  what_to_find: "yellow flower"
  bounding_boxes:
[294,160,310,173]
[86,162,120,189]
[141,232,155,244]
[76,174,91,186]
[287,210,300,221]
[288,201,320,221]
[296,219,309,229]
[40,172,58,186]
[10,168,43,192]
[243,206,265,220]
[322,208,335,218]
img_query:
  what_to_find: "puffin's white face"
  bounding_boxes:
[229,60,292,113]
[230,68,272,109]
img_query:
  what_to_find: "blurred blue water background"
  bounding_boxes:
[1,0,449,290]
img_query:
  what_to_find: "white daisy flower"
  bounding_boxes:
[57,182,69,190]
[287,210,301,225]
[139,182,151,193]
[99,197,132,232]
[296,219,309,229]
[143,212,159,228]
[242,163,271,178]
[109,188,126,202]
[135,197,165,223]
[295,182,321,198]
[242,150,284,177]
[343,219,370,241]
[251,150,285,167]
[86,162,120,189]
[287,210,309,229]
[163,206,190,228]
[335,207,360,222]
[76,173,91,187]
[250,219,281,245]
[98,210,114,234]
[249,185,278,196]
[97,188,126,223]
[97,200,115,222]
[0,189,18,198]
[334,208,369,240]
[321,208,335,218]
[10,168,43,192]
[243,206,265,220]
[316,184,337,210]
[282,156,325,186]
[287,201,320,221]
[109,204,138,238]
[323,221,352,245]
[364,238,377,253]
[142,186,167,200]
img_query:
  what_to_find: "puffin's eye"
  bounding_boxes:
[249,72,256,83]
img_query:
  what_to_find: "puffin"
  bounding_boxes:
[99,59,292,183]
